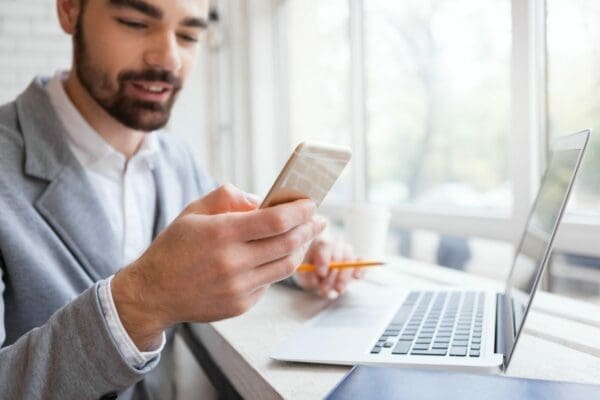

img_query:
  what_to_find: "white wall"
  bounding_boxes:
[0,0,211,174]
[0,0,71,103]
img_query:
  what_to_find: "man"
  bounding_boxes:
[0,0,363,398]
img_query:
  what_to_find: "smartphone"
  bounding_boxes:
[260,141,352,208]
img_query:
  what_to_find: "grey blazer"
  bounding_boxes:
[0,77,215,399]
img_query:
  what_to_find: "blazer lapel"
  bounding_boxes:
[17,77,121,282]
[34,164,121,281]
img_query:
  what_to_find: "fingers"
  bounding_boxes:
[316,241,343,296]
[233,199,318,241]
[319,270,339,297]
[243,249,308,289]
[225,285,269,318]
[334,268,354,293]
[316,242,361,296]
[334,244,361,292]
[353,268,365,279]
[245,216,327,267]
[309,239,332,279]
[184,184,259,215]
[296,271,319,290]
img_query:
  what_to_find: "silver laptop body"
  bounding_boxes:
[271,130,590,372]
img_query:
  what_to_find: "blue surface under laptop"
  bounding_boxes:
[325,366,600,400]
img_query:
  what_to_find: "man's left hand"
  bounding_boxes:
[294,237,365,297]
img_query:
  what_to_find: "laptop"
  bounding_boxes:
[271,130,590,372]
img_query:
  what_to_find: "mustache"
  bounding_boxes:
[118,69,183,89]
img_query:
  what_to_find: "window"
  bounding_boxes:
[211,0,600,303]
[547,0,600,219]
[364,0,511,212]
[286,0,353,203]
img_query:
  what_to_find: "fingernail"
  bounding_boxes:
[315,216,328,228]
[317,266,328,278]
[245,193,261,205]
[327,290,339,300]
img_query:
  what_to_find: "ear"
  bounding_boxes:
[56,0,84,35]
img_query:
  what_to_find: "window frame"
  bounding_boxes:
[209,0,600,258]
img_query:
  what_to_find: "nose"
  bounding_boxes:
[143,32,182,73]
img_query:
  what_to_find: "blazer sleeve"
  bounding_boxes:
[0,259,158,399]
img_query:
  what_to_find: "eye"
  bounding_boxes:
[178,34,199,43]
[116,18,148,30]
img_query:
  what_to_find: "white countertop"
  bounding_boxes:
[189,257,600,399]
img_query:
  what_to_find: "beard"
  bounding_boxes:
[73,14,182,132]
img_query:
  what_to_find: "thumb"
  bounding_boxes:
[185,184,259,215]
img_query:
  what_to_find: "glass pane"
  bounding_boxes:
[388,228,514,281]
[286,0,352,203]
[548,253,600,305]
[365,0,511,212]
[547,0,600,219]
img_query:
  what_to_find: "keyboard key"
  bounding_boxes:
[407,292,419,300]
[415,339,431,344]
[383,342,394,348]
[392,309,412,325]
[472,338,481,344]
[411,349,447,356]
[413,344,429,350]
[392,341,411,355]
[471,344,481,350]
[470,350,480,357]
[452,340,469,347]
[450,347,467,356]
[432,343,449,349]
[371,346,382,354]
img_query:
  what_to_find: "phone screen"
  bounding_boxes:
[260,142,352,208]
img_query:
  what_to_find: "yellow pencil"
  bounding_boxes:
[297,261,385,273]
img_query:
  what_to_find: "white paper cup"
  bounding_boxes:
[344,204,391,260]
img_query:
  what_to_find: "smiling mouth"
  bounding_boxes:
[132,82,171,94]
[125,81,177,105]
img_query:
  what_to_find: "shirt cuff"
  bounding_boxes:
[97,275,166,370]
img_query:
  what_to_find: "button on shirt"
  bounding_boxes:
[46,72,165,368]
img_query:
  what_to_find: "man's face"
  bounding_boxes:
[74,0,208,131]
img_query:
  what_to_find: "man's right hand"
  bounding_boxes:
[111,184,325,351]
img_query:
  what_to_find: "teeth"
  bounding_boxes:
[142,85,165,93]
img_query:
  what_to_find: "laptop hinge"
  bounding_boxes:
[495,293,508,370]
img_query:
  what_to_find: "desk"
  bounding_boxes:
[187,257,600,399]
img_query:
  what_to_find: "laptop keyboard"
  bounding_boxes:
[371,291,484,358]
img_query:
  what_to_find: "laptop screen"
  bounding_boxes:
[503,131,589,368]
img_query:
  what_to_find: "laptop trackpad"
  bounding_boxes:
[311,304,392,328]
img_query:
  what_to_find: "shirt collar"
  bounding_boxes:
[45,71,158,171]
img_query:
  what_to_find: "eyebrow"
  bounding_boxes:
[181,17,208,28]
[109,0,163,18]
[109,0,207,28]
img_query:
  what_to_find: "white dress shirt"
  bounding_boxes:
[46,72,166,369]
